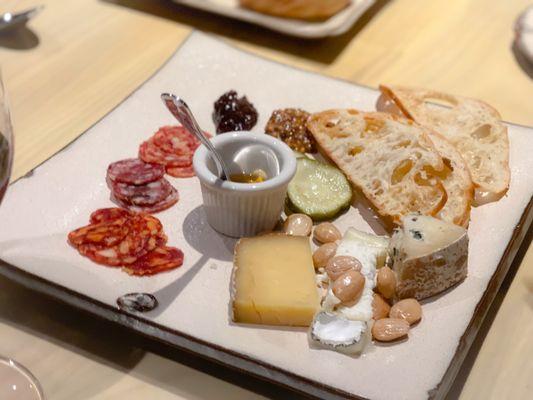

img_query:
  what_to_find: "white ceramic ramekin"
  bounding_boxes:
[193,132,296,238]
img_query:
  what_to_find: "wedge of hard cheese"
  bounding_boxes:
[390,214,468,300]
[231,234,320,327]
[379,85,510,205]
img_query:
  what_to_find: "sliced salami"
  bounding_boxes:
[68,218,129,248]
[68,209,177,274]
[123,246,184,276]
[111,187,179,214]
[111,178,173,206]
[78,213,162,267]
[166,165,195,178]
[90,207,132,224]
[153,126,194,155]
[139,139,193,168]
[107,158,165,185]
[78,244,137,267]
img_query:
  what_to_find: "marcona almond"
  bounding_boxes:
[332,270,365,305]
[282,214,313,236]
[372,318,410,342]
[312,242,338,269]
[389,298,422,325]
[376,266,396,299]
[372,293,391,320]
[325,256,362,281]
[313,222,342,243]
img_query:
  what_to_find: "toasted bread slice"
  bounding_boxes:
[379,85,510,205]
[307,110,447,224]
[239,0,351,21]
[375,103,474,226]
[424,132,474,227]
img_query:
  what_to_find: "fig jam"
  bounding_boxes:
[265,108,316,153]
[213,90,258,134]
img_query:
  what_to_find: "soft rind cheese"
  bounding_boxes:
[309,312,370,355]
[391,214,468,300]
[309,228,389,354]
[231,234,320,327]
[326,228,389,322]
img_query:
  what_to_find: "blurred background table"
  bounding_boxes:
[1,0,532,399]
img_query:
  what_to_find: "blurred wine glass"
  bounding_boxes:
[0,71,13,202]
[0,72,44,399]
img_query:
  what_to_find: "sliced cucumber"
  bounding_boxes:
[287,158,353,220]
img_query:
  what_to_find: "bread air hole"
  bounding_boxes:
[363,118,385,137]
[349,145,364,156]
[423,163,451,180]
[393,140,411,149]
[423,95,457,110]
[326,130,349,139]
[470,124,495,142]
[472,155,482,169]
[371,179,384,196]
[414,165,443,186]
[481,175,495,184]
[391,159,413,185]
[443,158,453,171]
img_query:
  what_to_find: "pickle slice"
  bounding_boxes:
[287,159,353,220]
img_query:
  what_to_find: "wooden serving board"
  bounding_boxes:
[0,33,531,400]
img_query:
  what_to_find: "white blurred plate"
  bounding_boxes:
[172,0,376,38]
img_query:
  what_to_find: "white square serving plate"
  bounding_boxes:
[171,0,376,38]
[0,32,532,400]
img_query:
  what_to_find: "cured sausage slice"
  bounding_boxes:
[111,178,173,206]
[68,209,177,274]
[68,218,129,248]
[166,165,195,178]
[76,213,162,267]
[90,207,132,224]
[123,246,184,276]
[111,187,179,214]
[78,244,137,267]
[139,139,192,168]
[107,158,165,185]
[153,126,194,155]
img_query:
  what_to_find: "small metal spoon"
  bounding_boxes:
[161,93,232,181]
[0,5,44,33]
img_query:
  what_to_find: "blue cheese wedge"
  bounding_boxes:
[309,228,389,355]
[390,214,468,300]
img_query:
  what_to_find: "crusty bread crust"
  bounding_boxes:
[239,0,351,21]
[307,109,448,224]
[379,85,510,205]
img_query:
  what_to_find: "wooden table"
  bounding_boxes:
[1,0,532,399]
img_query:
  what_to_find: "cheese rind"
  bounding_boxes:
[391,214,468,300]
[231,234,320,327]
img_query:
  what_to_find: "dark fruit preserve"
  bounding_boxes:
[213,90,258,134]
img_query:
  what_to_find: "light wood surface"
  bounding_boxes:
[0,0,531,399]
